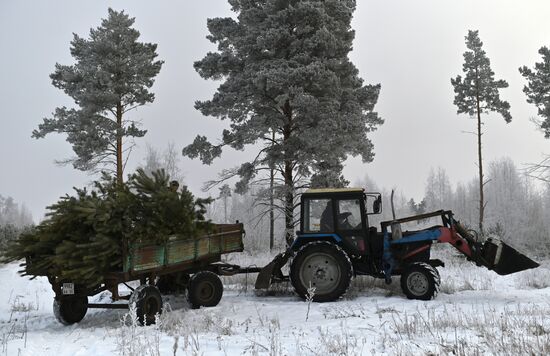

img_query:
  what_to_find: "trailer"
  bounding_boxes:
[46,223,260,325]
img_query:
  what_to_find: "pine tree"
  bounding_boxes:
[183,0,382,246]
[32,9,163,185]
[451,30,511,234]
[519,47,550,182]
[520,46,550,138]
[218,184,232,223]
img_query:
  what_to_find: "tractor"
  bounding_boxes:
[255,188,539,301]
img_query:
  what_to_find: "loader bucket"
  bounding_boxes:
[255,252,291,289]
[481,239,539,275]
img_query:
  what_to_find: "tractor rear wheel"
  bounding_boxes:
[290,241,353,302]
[400,262,440,300]
[53,295,88,325]
[187,271,223,309]
[129,285,163,325]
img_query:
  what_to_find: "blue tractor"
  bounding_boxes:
[255,188,539,302]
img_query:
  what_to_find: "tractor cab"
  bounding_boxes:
[297,188,382,256]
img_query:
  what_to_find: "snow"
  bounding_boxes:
[1,251,550,355]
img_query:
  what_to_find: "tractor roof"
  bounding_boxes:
[303,188,364,195]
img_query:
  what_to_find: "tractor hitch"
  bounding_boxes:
[254,251,291,289]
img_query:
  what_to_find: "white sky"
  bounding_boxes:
[1,0,549,221]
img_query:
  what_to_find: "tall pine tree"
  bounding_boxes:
[33,9,163,185]
[451,30,511,234]
[519,47,550,182]
[519,46,550,138]
[183,0,382,246]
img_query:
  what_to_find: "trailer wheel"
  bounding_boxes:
[400,262,440,300]
[187,271,223,309]
[290,241,353,302]
[53,295,88,325]
[129,285,163,325]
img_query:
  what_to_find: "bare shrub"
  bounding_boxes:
[514,265,550,289]
[116,304,162,356]
[388,303,550,355]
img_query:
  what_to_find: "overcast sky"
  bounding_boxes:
[1,0,549,221]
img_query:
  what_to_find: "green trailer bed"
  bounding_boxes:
[124,223,245,273]
[49,222,255,326]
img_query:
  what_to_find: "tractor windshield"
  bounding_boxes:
[337,199,361,230]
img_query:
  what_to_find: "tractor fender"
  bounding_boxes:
[291,233,342,251]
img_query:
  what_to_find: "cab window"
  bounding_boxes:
[303,198,333,232]
[336,199,362,230]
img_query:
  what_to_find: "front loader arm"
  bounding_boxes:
[381,210,539,281]
[437,224,473,258]
[447,219,539,275]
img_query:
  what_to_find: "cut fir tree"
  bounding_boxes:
[3,169,212,288]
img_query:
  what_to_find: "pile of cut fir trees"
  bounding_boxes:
[3,169,212,288]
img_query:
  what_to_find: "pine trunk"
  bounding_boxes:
[284,160,294,247]
[224,196,228,223]
[476,94,484,234]
[269,129,275,251]
[282,101,294,247]
[116,101,123,186]
[269,166,275,251]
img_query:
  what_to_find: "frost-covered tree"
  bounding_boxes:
[33,9,163,185]
[141,143,184,185]
[484,158,524,237]
[424,167,453,211]
[0,195,33,228]
[452,182,473,224]
[0,195,33,256]
[519,47,550,182]
[451,30,511,234]
[218,184,232,223]
[184,0,382,245]
[520,47,550,138]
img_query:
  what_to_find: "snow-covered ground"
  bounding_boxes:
[2,250,550,355]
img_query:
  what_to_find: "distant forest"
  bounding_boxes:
[0,195,33,253]
[206,156,550,255]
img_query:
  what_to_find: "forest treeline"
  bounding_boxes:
[0,195,33,253]
[208,156,550,255]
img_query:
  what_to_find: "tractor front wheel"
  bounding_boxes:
[400,262,440,300]
[290,241,353,302]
